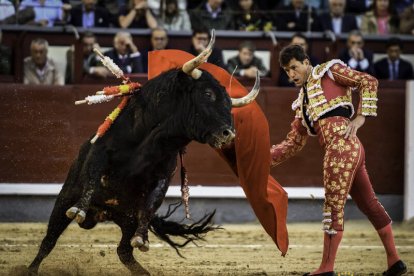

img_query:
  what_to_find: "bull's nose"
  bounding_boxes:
[222,128,235,140]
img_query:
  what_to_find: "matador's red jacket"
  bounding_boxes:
[148,50,289,255]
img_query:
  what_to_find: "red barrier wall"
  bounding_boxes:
[0,83,405,194]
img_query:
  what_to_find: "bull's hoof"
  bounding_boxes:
[65,207,79,219]
[130,235,149,252]
[66,207,86,224]
[75,210,86,224]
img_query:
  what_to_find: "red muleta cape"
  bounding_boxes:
[148,50,289,255]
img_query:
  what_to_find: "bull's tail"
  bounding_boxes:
[149,202,221,257]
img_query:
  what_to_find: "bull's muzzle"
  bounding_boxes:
[211,127,235,148]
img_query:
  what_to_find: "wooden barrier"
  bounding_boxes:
[0,82,405,194]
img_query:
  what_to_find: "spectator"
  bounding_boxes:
[155,0,191,31]
[338,30,374,74]
[65,31,109,83]
[19,0,64,26]
[395,0,413,14]
[345,0,371,14]
[97,0,126,24]
[374,37,413,80]
[148,0,187,16]
[320,0,358,35]
[188,27,225,69]
[399,3,414,35]
[142,27,169,73]
[278,33,319,87]
[67,0,111,28]
[360,0,399,35]
[189,0,234,30]
[119,0,157,29]
[0,30,12,75]
[103,31,143,74]
[0,0,15,22]
[227,41,268,78]
[23,38,64,85]
[233,0,272,31]
[276,0,322,32]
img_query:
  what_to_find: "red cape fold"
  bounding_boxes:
[148,49,288,255]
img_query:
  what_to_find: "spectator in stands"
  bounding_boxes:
[360,0,399,35]
[97,0,126,25]
[399,3,414,35]
[0,0,15,22]
[189,0,234,30]
[118,0,158,29]
[276,0,322,32]
[23,38,64,85]
[148,0,187,16]
[278,33,319,87]
[395,0,413,14]
[345,0,371,15]
[0,30,12,75]
[155,0,191,31]
[19,0,64,26]
[65,31,109,84]
[188,27,225,69]
[320,0,358,35]
[142,27,169,73]
[67,0,111,27]
[374,37,414,80]
[233,0,272,31]
[103,31,143,74]
[227,40,268,78]
[338,30,374,74]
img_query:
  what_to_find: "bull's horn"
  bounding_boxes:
[231,70,260,107]
[182,29,215,79]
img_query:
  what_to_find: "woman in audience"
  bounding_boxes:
[360,0,399,35]
[155,0,191,31]
[119,0,158,29]
[233,0,272,31]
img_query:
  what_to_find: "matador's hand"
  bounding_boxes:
[344,115,365,140]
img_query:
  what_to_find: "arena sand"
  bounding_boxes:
[0,221,413,275]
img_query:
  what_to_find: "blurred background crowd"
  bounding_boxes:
[0,0,414,85]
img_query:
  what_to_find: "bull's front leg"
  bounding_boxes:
[66,149,108,224]
[130,178,169,252]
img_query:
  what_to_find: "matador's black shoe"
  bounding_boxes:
[383,260,407,276]
[303,272,335,276]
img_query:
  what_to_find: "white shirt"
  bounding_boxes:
[0,0,15,21]
[332,17,342,35]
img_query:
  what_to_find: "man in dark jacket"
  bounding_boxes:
[188,27,226,69]
[67,0,110,27]
[103,31,143,74]
[374,37,414,80]
[338,30,374,74]
[227,41,268,78]
[275,0,321,32]
[189,0,234,30]
[320,0,358,35]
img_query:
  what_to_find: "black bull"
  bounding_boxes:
[28,67,257,275]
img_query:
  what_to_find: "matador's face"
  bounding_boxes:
[282,58,311,87]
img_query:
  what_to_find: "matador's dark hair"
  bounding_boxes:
[279,44,309,67]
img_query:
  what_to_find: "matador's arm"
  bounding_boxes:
[329,63,379,117]
[270,118,308,167]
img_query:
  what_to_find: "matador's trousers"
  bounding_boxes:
[314,116,391,234]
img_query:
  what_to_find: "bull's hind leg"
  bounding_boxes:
[131,178,169,252]
[28,196,73,275]
[114,214,150,275]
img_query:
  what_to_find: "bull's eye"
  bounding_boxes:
[204,89,216,102]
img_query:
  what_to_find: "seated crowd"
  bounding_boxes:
[0,0,414,85]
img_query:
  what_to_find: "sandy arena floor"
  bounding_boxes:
[0,220,413,275]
